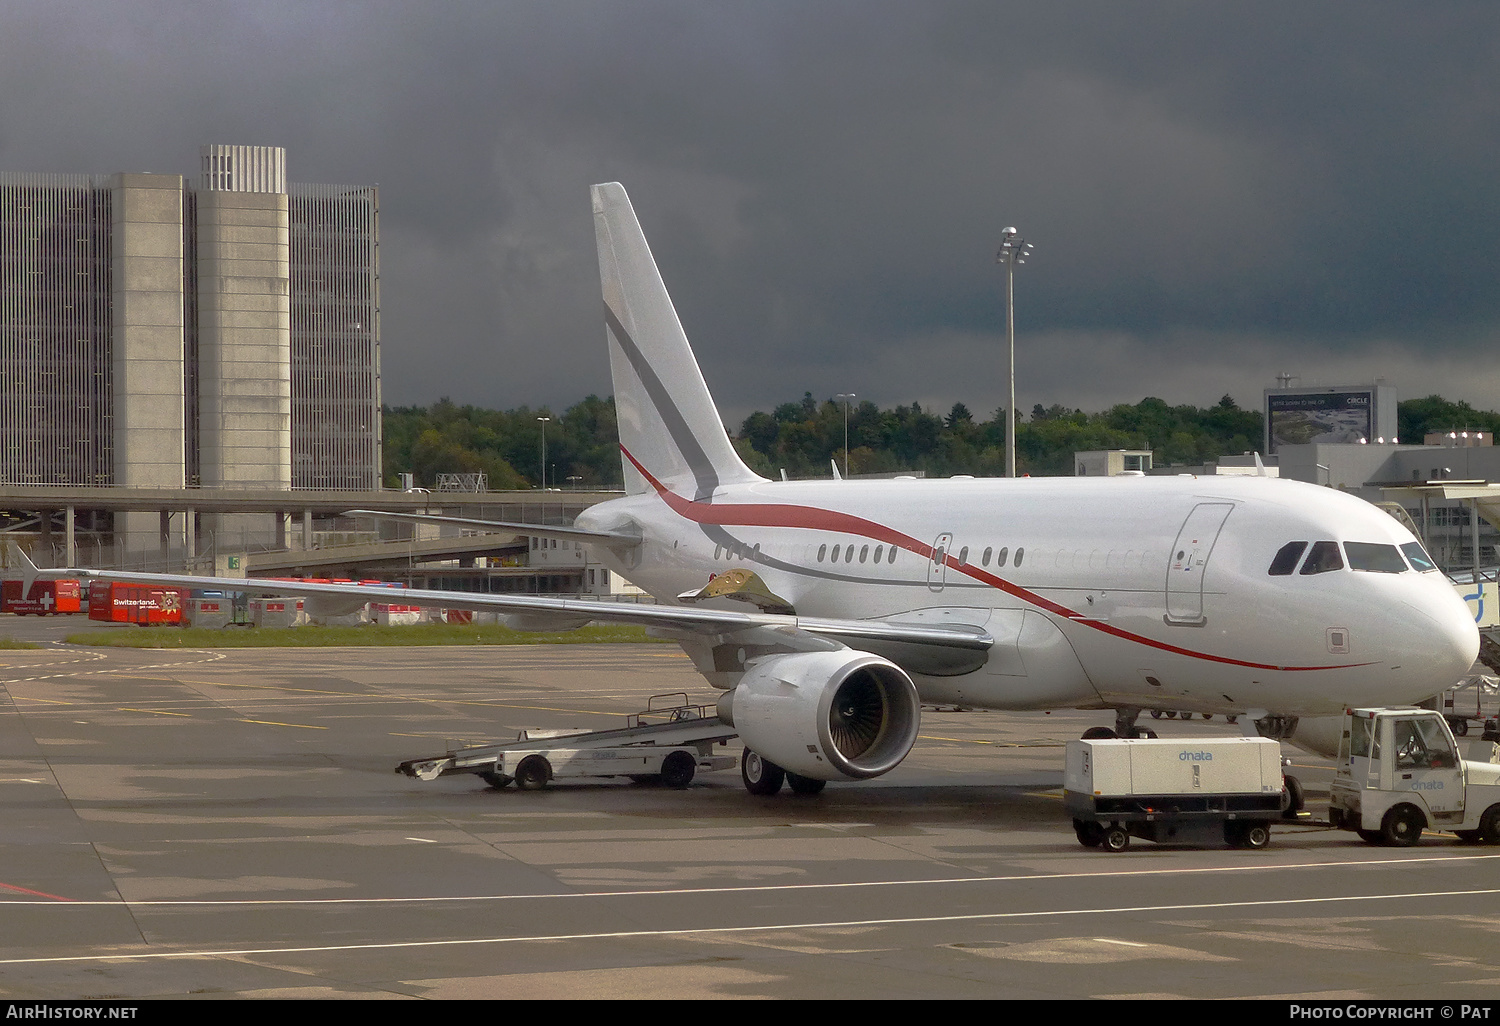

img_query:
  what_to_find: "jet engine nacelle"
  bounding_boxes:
[716,650,921,781]
[1288,715,1343,759]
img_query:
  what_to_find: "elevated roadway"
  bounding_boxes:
[0,485,620,567]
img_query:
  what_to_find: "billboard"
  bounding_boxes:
[1266,390,1374,454]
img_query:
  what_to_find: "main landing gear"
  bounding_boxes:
[1080,708,1158,740]
[740,750,827,796]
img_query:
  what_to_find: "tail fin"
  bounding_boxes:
[592,183,764,500]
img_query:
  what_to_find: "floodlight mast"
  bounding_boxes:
[834,393,856,478]
[996,228,1034,479]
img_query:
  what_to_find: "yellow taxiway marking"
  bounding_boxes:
[170,678,622,718]
[116,708,192,718]
[237,718,327,730]
[918,733,1061,747]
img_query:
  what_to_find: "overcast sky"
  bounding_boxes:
[3,1,1498,426]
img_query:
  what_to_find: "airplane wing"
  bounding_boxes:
[23,552,991,677]
[343,509,640,549]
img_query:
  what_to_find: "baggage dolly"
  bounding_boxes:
[396,693,739,789]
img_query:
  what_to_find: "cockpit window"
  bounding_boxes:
[1345,542,1407,573]
[1299,541,1344,575]
[1268,541,1309,576]
[1401,541,1438,572]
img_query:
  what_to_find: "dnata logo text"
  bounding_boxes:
[1179,751,1214,762]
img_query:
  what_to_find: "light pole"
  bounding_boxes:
[834,393,856,478]
[996,227,1033,479]
[536,416,551,489]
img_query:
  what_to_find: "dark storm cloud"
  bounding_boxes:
[2,1,1497,423]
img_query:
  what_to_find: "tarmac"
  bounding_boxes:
[0,615,1498,1000]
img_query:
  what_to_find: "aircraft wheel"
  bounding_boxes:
[1149,710,1163,720]
[1451,717,1470,737]
[660,751,696,789]
[1241,821,1271,849]
[1164,710,1177,719]
[741,750,785,796]
[1074,820,1104,848]
[786,772,827,795]
[1226,715,1239,724]
[1381,804,1425,847]
[1282,775,1305,819]
[1101,825,1130,852]
[514,755,551,790]
[479,770,512,789]
[1202,713,1214,720]
[1479,804,1500,844]
[1081,727,1117,740]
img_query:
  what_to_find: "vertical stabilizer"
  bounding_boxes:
[592,183,764,499]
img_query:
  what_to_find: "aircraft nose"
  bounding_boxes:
[1406,597,1480,687]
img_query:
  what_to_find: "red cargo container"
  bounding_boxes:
[1,579,83,615]
[87,581,186,625]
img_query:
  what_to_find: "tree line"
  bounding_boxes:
[382,393,1499,489]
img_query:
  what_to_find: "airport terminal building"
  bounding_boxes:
[0,144,380,496]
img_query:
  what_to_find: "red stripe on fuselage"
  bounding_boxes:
[621,445,1369,672]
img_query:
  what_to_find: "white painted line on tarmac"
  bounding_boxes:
[1,851,1495,907]
[1,886,1497,966]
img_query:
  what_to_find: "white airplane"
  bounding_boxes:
[26,182,1479,794]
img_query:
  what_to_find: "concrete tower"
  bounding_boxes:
[195,144,292,490]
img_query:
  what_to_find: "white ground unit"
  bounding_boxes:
[1063,737,1287,852]
[1328,707,1500,845]
[397,694,738,789]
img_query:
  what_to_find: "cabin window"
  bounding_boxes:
[982,547,992,566]
[714,545,722,560]
[874,545,883,562]
[1300,541,1344,575]
[1267,541,1308,576]
[888,546,898,564]
[1014,547,1024,567]
[996,546,1008,567]
[817,544,827,562]
[831,544,841,562]
[845,545,855,563]
[958,546,969,564]
[859,545,869,563]
[1345,542,1406,573]
[1401,541,1437,572]
[752,543,761,559]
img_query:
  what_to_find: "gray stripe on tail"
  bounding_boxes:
[605,301,721,500]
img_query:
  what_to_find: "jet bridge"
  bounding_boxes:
[396,693,739,789]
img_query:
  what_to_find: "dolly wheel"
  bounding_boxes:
[660,751,696,789]
[515,755,551,790]
[1242,822,1271,849]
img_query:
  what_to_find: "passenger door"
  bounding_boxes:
[1165,503,1233,625]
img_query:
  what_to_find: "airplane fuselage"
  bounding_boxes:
[578,470,1478,720]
